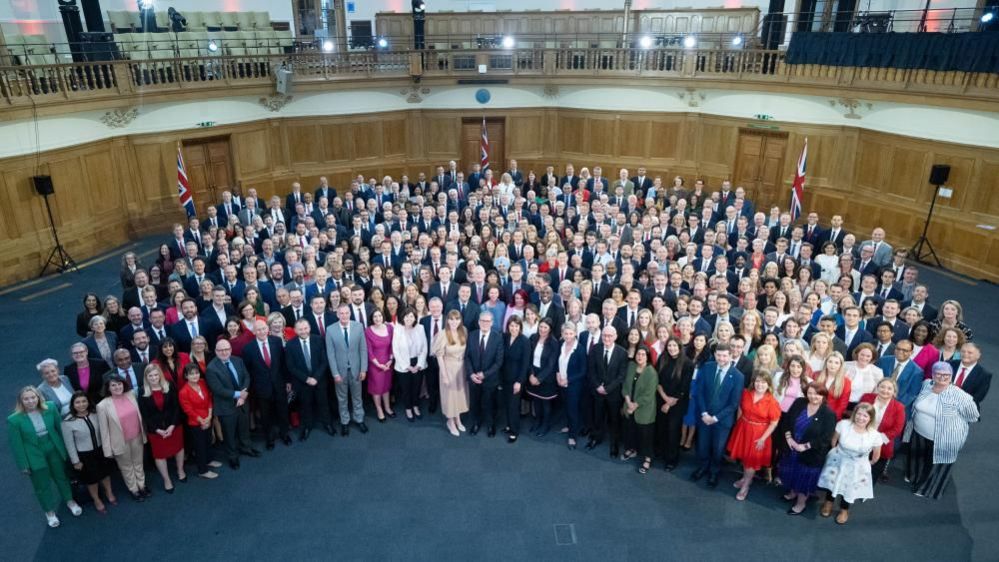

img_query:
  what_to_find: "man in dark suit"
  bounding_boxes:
[537,286,566,335]
[285,319,335,440]
[690,344,744,488]
[314,176,336,203]
[347,286,375,328]
[281,288,308,328]
[305,295,335,339]
[430,266,459,305]
[952,343,991,410]
[110,349,146,395]
[502,263,535,305]
[420,298,446,414]
[802,212,824,246]
[630,167,653,197]
[216,191,241,227]
[285,182,305,214]
[836,306,875,358]
[817,214,847,249]
[205,340,260,469]
[464,311,505,436]
[170,298,214,353]
[878,340,924,410]
[242,320,292,449]
[585,327,628,456]
[128,330,158,365]
[865,300,908,342]
[729,336,754,388]
[447,285,480,332]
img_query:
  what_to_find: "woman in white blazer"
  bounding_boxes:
[392,309,428,422]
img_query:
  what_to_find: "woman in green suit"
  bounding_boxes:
[7,386,82,528]
[622,347,659,474]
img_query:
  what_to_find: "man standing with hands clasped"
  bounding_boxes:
[690,343,744,488]
[206,340,260,470]
[464,311,504,437]
[326,304,369,435]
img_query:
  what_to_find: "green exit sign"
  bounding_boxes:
[196,121,217,128]
[754,114,774,121]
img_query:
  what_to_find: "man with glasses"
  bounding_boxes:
[877,339,923,410]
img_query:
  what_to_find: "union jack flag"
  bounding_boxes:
[177,146,196,217]
[790,138,807,222]
[480,117,490,172]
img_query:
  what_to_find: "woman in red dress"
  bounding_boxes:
[138,364,186,492]
[859,378,906,483]
[728,371,782,501]
[218,317,253,357]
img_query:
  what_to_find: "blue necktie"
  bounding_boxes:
[225,361,239,388]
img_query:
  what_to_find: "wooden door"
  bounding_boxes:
[182,137,233,210]
[733,129,788,211]
[461,118,505,177]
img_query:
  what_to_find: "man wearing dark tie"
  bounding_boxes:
[585,327,628,456]
[690,344,744,488]
[285,319,334,440]
[242,320,293,449]
[950,343,992,410]
[205,340,260,469]
[464,311,505,436]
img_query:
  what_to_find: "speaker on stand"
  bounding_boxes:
[33,176,78,277]
[911,164,949,268]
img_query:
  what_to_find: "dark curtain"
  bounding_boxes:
[785,32,999,73]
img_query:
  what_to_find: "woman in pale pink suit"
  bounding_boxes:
[432,310,469,436]
[364,309,395,421]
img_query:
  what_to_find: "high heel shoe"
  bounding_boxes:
[456,421,467,432]
[447,421,460,437]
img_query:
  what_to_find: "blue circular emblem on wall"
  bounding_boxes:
[475,88,491,104]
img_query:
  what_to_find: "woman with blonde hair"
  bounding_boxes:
[727,371,782,501]
[432,310,470,437]
[929,300,973,341]
[814,352,852,419]
[138,364,185,493]
[738,310,763,350]
[807,332,833,373]
[752,344,780,378]
[817,403,888,524]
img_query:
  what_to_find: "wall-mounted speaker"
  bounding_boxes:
[929,164,950,185]
[32,175,54,196]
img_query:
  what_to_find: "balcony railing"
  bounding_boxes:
[1,47,996,109]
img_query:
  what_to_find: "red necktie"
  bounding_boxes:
[317,316,325,337]
[955,367,967,387]
[262,342,271,367]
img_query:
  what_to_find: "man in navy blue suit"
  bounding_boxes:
[464,311,505,436]
[691,344,744,488]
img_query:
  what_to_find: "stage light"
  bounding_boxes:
[683,35,696,49]
[501,35,515,49]
[639,36,653,49]
[412,0,426,12]
[983,11,995,23]
[731,35,743,46]
[322,40,334,52]
[207,39,219,52]
[139,0,155,9]
[377,37,389,48]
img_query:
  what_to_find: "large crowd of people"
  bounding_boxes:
[8,161,992,529]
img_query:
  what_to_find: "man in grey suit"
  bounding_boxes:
[325,304,369,435]
[859,227,893,268]
[205,340,260,469]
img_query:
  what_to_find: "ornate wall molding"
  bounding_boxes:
[99,107,139,129]
[259,94,294,112]
[829,97,874,119]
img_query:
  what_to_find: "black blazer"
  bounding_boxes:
[526,335,560,396]
[657,356,694,414]
[243,336,288,400]
[285,336,328,384]
[501,333,531,386]
[464,329,504,383]
[587,343,628,397]
[138,387,181,431]
[778,397,837,467]
[949,360,992,410]
[65,360,109,405]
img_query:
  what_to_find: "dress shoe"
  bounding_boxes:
[341,425,349,436]
[299,429,311,441]
[229,460,240,470]
[664,464,676,472]
[407,414,415,423]
[487,428,496,438]
[377,416,386,423]
[266,441,275,450]
[470,424,480,435]
[585,439,598,450]
[690,468,706,482]
[387,411,397,419]
[610,447,620,458]
[140,487,152,498]
[241,448,262,458]
[836,510,849,525]
[787,505,805,516]
[414,410,423,420]
[357,422,369,434]
[820,500,834,518]
[130,491,145,503]
[507,434,518,443]
[567,440,577,450]
[177,475,188,483]
[164,486,175,494]
[502,426,511,434]
[282,435,293,446]
[707,474,719,488]
[325,424,336,437]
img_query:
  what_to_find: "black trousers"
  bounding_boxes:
[625,417,655,458]
[657,405,685,466]
[398,369,423,410]
[501,382,522,435]
[591,392,623,450]
[297,379,331,430]
[218,406,252,462]
[423,363,440,412]
[187,425,213,474]
[257,393,290,442]
[469,379,499,428]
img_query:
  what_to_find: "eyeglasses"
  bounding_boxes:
[896,348,913,352]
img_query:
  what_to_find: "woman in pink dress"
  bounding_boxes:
[364,309,395,421]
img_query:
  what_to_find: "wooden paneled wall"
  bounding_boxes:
[1,108,997,287]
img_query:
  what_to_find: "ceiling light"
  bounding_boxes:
[683,35,696,49]
[639,36,653,49]
[501,36,515,49]
[731,35,743,46]
[322,40,334,52]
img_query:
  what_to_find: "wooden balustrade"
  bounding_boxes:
[1,47,996,110]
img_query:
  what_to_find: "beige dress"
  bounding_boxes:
[432,332,469,418]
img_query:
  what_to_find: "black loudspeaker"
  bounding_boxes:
[33,175,55,196]
[929,164,950,185]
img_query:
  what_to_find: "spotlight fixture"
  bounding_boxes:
[138,0,155,9]
[322,39,334,52]
[639,35,653,49]
[207,39,219,52]
[501,35,515,49]
[377,37,389,48]
[412,0,426,12]
[983,11,995,23]
[731,35,743,46]
[683,35,696,49]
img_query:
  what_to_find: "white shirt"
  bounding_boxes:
[533,340,544,368]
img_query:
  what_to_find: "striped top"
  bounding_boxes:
[903,380,979,464]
